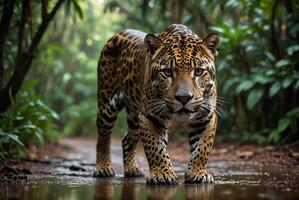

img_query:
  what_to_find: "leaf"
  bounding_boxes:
[17,124,44,144]
[33,131,44,144]
[251,134,267,144]
[72,0,83,20]
[225,0,240,9]
[0,129,6,136]
[0,130,10,144]
[35,100,59,120]
[286,107,299,118]
[265,68,276,76]
[64,0,71,16]
[7,134,24,146]
[254,75,272,85]
[209,26,225,34]
[21,79,39,92]
[17,124,42,131]
[269,82,281,97]
[282,78,293,89]
[287,45,299,55]
[246,89,263,110]
[48,44,64,54]
[275,59,290,68]
[268,130,280,143]
[269,108,299,143]
[277,118,292,132]
[269,117,293,142]
[264,52,275,62]
[223,77,239,94]
[236,80,254,94]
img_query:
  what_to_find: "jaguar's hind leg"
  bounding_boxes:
[94,92,124,177]
[122,112,144,177]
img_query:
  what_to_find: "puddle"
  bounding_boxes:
[1,176,298,200]
[1,138,298,199]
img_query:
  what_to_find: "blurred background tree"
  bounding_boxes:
[0,0,298,159]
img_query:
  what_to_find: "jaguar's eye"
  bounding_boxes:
[194,68,204,76]
[162,68,173,77]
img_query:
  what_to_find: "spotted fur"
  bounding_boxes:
[94,24,221,185]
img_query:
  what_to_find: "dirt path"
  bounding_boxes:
[59,138,299,187]
[1,137,299,199]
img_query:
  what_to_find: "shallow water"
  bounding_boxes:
[1,139,298,199]
[1,176,298,200]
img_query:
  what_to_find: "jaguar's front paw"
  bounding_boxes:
[185,170,214,184]
[124,166,144,177]
[147,171,178,185]
[93,167,115,177]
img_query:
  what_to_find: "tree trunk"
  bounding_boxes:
[172,0,184,24]
[0,0,16,88]
[270,0,282,59]
[0,0,65,113]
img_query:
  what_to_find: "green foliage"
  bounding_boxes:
[246,89,263,110]
[0,0,85,159]
[269,107,299,143]
[104,0,299,143]
[2,0,298,149]
[209,0,299,143]
[65,0,84,19]
[30,1,123,136]
[31,0,297,143]
[0,79,58,159]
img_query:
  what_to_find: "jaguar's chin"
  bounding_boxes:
[170,111,197,122]
[169,108,197,121]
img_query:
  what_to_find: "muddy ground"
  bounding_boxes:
[0,137,299,199]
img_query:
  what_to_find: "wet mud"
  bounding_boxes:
[0,138,299,199]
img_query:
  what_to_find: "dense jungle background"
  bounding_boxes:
[0,0,298,159]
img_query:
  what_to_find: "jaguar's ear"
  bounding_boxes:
[144,34,162,57]
[202,33,221,57]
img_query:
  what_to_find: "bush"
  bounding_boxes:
[0,79,58,160]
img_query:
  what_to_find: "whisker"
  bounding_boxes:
[154,106,168,115]
[156,106,167,115]
[145,99,169,116]
[194,98,223,118]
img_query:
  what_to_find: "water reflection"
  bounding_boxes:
[146,185,176,200]
[94,178,215,200]
[1,177,298,199]
[94,179,113,200]
[185,184,214,200]
[121,179,140,200]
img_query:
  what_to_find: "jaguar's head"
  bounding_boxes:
[143,28,220,120]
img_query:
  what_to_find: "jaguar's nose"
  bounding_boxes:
[174,94,194,105]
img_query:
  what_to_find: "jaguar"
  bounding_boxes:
[94,24,220,185]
